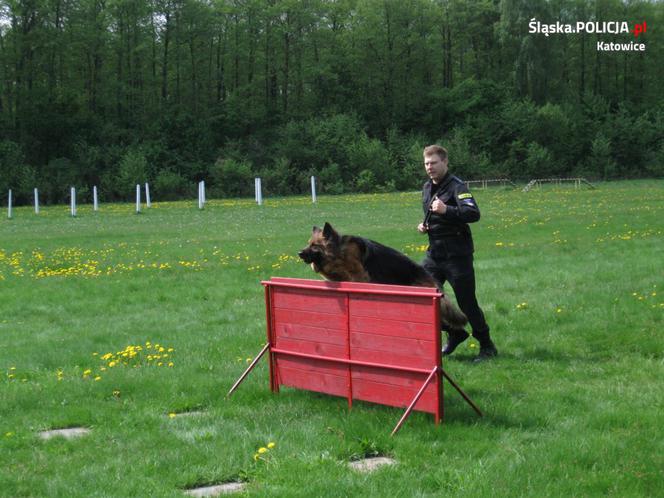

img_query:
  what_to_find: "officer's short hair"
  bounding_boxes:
[423,145,448,161]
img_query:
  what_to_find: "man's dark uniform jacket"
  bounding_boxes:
[422,173,480,258]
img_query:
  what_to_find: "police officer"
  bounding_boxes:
[417,145,497,362]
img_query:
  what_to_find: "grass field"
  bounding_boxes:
[1,180,663,497]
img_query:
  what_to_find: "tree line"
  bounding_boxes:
[1,0,662,204]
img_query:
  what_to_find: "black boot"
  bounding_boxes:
[472,330,497,362]
[442,329,469,356]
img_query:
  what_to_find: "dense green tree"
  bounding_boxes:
[0,0,661,202]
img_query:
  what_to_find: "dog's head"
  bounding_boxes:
[298,222,341,272]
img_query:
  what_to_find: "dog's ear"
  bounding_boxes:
[323,222,340,245]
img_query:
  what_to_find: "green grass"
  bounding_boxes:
[1,181,663,497]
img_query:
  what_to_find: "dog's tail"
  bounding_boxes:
[440,294,468,329]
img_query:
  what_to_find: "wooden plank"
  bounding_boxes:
[351,365,430,389]
[272,308,347,330]
[349,295,433,323]
[266,278,441,297]
[352,378,438,413]
[277,357,347,378]
[268,277,333,288]
[277,365,348,397]
[272,287,346,313]
[351,331,433,358]
[350,315,433,340]
[275,322,348,346]
[273,338,348,358]
[350,346,432,370]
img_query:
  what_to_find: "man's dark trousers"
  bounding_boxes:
[422,253,490,338]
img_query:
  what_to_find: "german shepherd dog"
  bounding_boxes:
[298,222,467,329]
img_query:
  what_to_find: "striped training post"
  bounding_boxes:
[311,176,317,203]
[34,188,39,214]
[136,184,141,213]
[145,183,151,208]
[93,186,99,211]
[7,189,12,219]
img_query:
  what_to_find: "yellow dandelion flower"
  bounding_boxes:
[94,376,101,381]
[258,447,267,454]
[267,442,276,449]
[253,453,260,461]
[168,413,177,419]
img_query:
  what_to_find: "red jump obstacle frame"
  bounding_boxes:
[228,278,482,435]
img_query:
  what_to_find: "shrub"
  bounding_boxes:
[210,158,254,197]
[153,170,190,201]
[525,142,554,178]
[589,133,617,180]
[0,140,29,202]
[317,164,345,195]
[116,149,149,197]
[355,169,377,193]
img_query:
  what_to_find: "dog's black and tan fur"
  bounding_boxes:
[298,222,467,329]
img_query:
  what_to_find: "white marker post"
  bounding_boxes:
[255,177,263,205]
[311,176,317,203]
[135,184,141,213]
[34,188,39,214]
[70,187,77,217]
[93,186,99,211]
[145,183,151,208]
[198,181,206,209]
[7,189,12,219]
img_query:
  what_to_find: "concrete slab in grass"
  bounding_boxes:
[38,427,91,440]
[168,410,206,419]
[184,482,246,496]
[348,456,396,472]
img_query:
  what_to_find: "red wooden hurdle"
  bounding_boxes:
[228,277,482,435]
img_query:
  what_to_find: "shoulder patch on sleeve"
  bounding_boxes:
[458,193,473,199]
